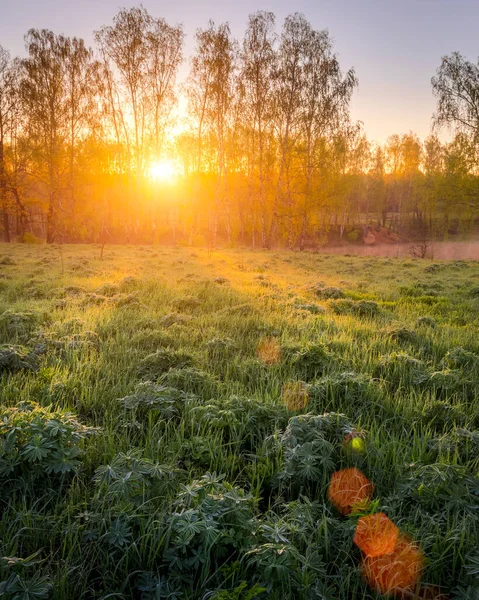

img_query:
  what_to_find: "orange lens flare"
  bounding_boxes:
[361,533,424,597]
[354,513,399,557]
[327,468,374,515]
[257,337,281,365]
[281,381,309,411]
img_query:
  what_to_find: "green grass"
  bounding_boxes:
[0,244,479,599]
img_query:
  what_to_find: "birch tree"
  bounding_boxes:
[241,11,277,246]
[21,30,68,242]
[0,46,17,241]
[187,21,237,245]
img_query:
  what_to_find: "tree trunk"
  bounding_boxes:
[0,138,9,242]
[10,185,29,236]
[298,211,308,251]
[2,206,10,242]
[46,199,55,243]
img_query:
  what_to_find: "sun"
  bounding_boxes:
[148,159,178,182]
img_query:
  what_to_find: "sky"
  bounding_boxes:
[0,0,478,144]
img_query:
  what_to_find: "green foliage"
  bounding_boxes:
[1,246,479,599]
[467,285,479,298]
[22,232,44,244]
[93,451,182,504]
[172,296,201,311]
[0,572,51,600]
[0,310,41,340]
[416,315,437,328]
[417,399,467,432]
[308,372,380,417]
[205,337,238,360]
[330,299,380,317]
[138,348,195,378]
[0,401,96,483]
[398,462,478,513]
[428,428,479,467]
[399,282,441,297]
[443,347,479,370]
[289,343,335,380]
[293,302,325,315]
[190,395,287,448]
[164,473,256,587]
[314,286,345,299]
[160,312,191,328]
[0,345,39,373]
[427,369,466,398]
[373,351,429,386]
[130,329,178,350]
[118,381,192,419]
[160,367,221,396]
[96,282,120,296]
[345,229,361,242]
[208,582,266,600]
[278,412,354,488]
[386,325,417,344]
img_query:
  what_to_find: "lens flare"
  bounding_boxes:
[354,513,399,557]
[342,429,366,454]
[257,337,281,365]
[361,533,424,597]
[327,468,374,515]
[281,381,309,410]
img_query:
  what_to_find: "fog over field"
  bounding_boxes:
[326,241,479,260]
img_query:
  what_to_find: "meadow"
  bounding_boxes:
[0,244,478,600]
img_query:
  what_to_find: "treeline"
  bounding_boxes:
[0,7,478,247]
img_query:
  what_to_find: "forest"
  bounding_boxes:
[1,7,479,248]
[2,5,479,600]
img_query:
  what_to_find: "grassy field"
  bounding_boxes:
[0,244,479,600]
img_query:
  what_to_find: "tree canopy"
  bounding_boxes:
[0,8,478,246]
